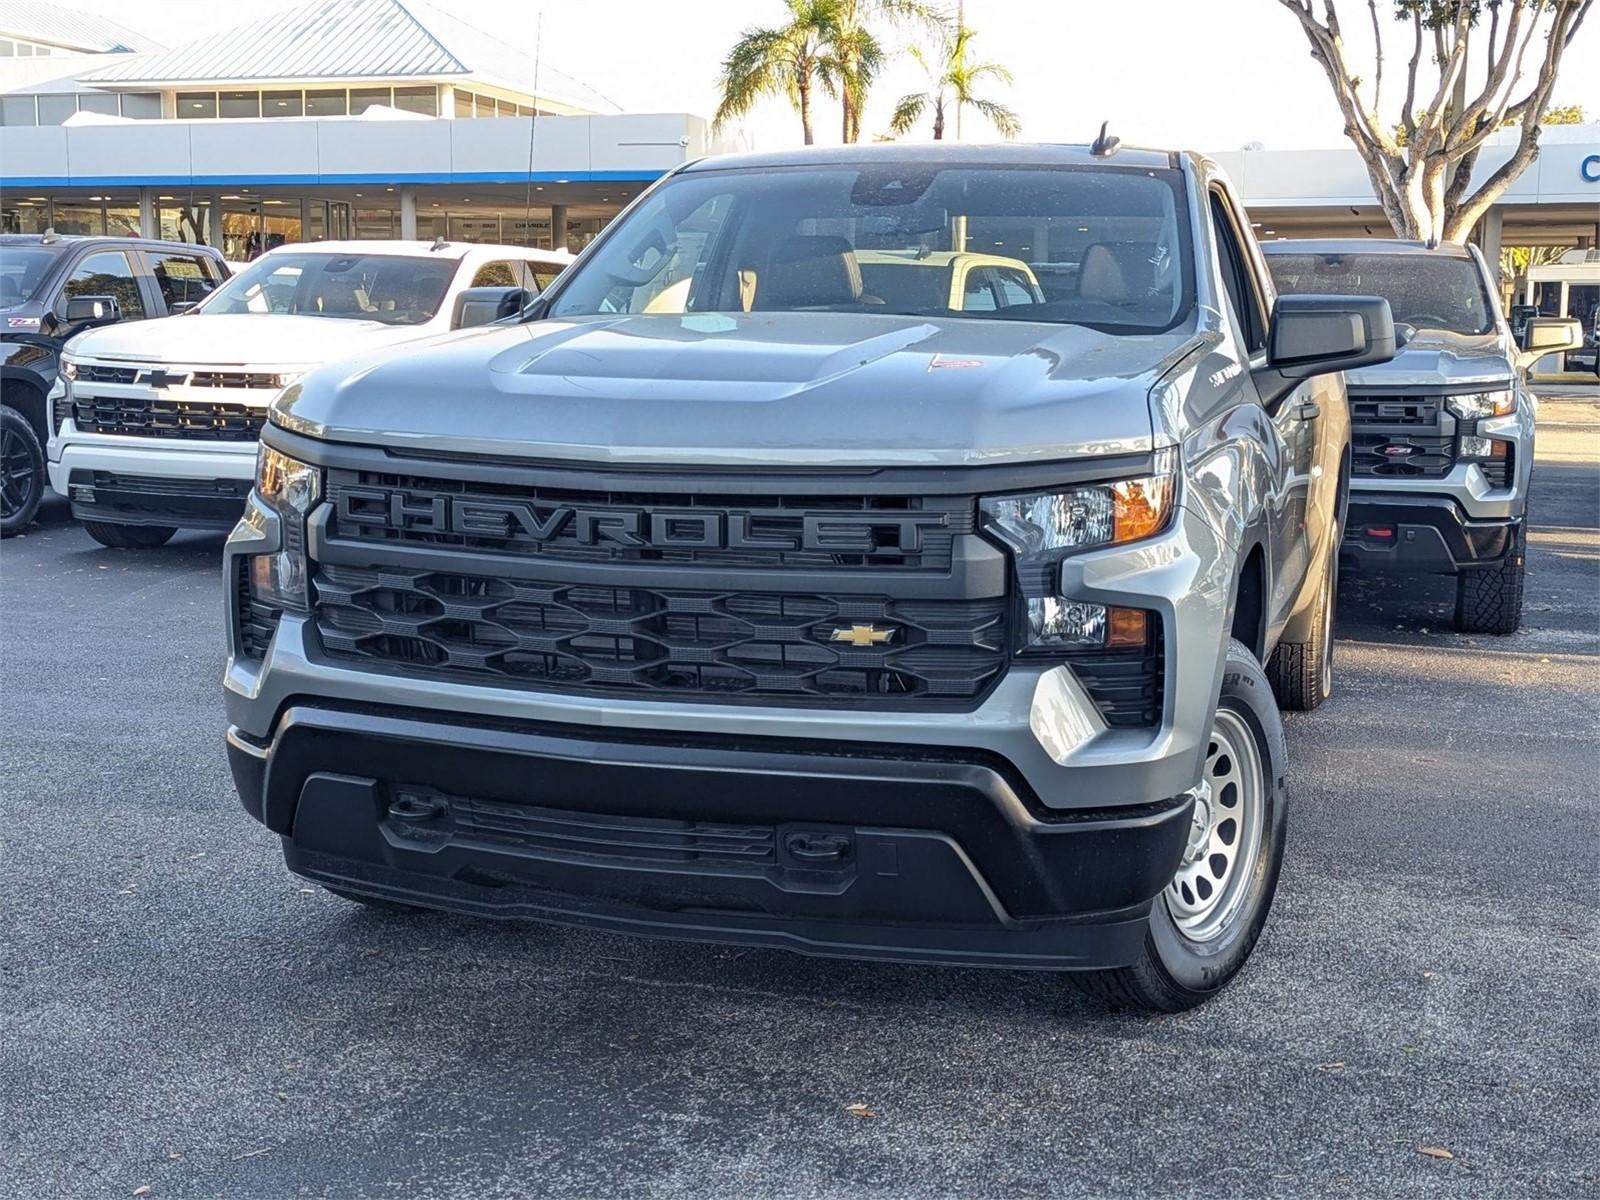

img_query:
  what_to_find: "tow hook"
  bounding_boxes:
[783,830,852,864]
[388,791,450,823]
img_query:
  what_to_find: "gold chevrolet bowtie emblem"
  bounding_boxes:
[830,624,895,647]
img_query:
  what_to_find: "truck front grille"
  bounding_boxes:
[72,394,268,441]
[1349,394,1454,478]
[312,563,1009,706]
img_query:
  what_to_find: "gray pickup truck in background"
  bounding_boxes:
[1264,239,1583,634]
[223,144,1394,1012]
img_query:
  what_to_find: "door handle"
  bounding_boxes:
[1295,400,1321,421]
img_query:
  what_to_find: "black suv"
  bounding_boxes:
[1,232,228,535]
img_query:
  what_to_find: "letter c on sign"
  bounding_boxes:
[1582,154,1600,183]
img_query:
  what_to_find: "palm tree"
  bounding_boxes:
[827,0,940,143]
[714,0,841,146]
[888,21,1019,141]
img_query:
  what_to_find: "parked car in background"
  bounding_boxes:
[224,144,1395,1012]
[1263,239,1582,634]
[49,240,571,549]
[0,232,228,536]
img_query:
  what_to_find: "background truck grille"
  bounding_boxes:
[1349,394,1454,478]
[72,395,267,441]
[325,469,969,572]
[312,563,1009,706]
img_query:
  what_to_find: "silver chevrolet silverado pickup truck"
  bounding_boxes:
[1263,239,1584,634]
[223,144,1395,1011]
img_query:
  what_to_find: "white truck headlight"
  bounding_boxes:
[249,444,320,611]
[1445,389,1514,419]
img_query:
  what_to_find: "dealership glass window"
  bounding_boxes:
[51,202,105,235]
[393,86,437,116]
[350,87,392,115]
[61,250,146,319]
[120,92,161,119]
[305,89,347,117]
[220,90,261,119]
[305,199,329,241]
[77,92,118,116]
[475,94,495,119]
[159,202,211,245]
[104,203,141,237]
[263,90,303,117]
[355,208,396,239]
[1,201,51,234]
[177,91,218,118]
[36,94,76,125]
[449,215,502,242]
[0,96,37,125]
[329,202,352,239]
[415,213,446,240]
[454,90,474,118]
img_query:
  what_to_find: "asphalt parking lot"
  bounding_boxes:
[2,401,1596,1199]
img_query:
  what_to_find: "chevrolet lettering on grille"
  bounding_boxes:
[335,486,949,554]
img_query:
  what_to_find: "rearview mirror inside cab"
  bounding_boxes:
[452,286,529,330]
[1256,294,1397,407]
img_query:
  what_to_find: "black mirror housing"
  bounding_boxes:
[1256,294,1397,407]
[452,286,528,330]
[64,294,122,326]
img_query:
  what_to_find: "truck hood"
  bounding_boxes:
[277,312,1188,468]
[67,313,432,368]
[1344,328,1514,390]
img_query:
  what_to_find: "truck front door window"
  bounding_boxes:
[62,251,146,320]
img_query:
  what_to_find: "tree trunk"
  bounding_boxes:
[931,100,944,140]
[841,85,856,143]
[799,80,814,145]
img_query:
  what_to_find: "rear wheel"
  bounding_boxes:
[0,406,45,538]
[1454,522,1526,635]
[83,520,177,549]
[1071,640,1288,1012]
[1267,539,1337,711]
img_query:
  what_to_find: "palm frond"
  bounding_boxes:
[888,91,929,135]
[967,97,1020,139]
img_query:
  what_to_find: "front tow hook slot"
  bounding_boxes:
[783,830,852,865]
[389,791,450,822]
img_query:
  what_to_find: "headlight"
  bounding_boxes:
[61,359,78,381]
[249,444,320,612]
[980,450,1175,651]
[1446,389,1514,419]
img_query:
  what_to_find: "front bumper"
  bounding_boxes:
[1343,493,1520,575]
[49,427,256,530]
[229,704,1193,970]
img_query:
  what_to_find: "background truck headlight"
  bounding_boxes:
[1446,389,1514,419]
[980,451,1174,650]
[249,444,320,612]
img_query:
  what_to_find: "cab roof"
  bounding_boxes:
[1260,238,1476,259]
[680,142,1182,174]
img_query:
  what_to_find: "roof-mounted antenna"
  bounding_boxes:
[40,227,60,244]
[429,235,450,252]
[1090,121,1121,158]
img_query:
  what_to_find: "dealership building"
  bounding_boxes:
[2,0,1597,286]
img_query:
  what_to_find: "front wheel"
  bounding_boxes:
[1071,639,1288,1012]
[0,406,45,538]
[82,520,177,549]
[1454,522,1526,635]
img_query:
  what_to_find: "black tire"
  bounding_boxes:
[82,520,177,549]
[1071,639,1289,1013]
[1267,540,1337,711]
[323,885,427,914]
[0,406,45,538]
[1454,522,1526,635]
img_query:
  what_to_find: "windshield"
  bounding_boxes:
[0,246,63,310]
[1266,251,1494,335]
[547,163,1194,333]
[198,251,457,325]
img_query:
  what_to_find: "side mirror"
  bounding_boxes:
[1256,294,1397,408]
[1516,316,1583,369]
[451,286,528,330]
[64,295,122,327]
[169,300,197,315]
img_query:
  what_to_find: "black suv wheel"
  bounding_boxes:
[0,406,45,537]
[1454,521,1526,635]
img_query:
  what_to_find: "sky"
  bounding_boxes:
[66,0,1600,153]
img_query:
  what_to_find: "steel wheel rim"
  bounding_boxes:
[1166,708,1265,942]
[1,425,36,519]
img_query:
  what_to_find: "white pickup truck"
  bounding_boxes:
[49,239,570,547]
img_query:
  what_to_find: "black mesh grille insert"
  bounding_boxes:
[1059,624,1165,729]
[235,558,280,659]
[312,563,1010,706]
[72,394,267,441]
[324,469,970,572]
[1349,394,1454,478]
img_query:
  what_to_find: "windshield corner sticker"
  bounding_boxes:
[929,354,984,370]
[7,317,41,330]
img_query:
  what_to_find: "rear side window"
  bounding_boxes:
[472,260,524,288]
[148,251,221,309]
[62,250,146,320]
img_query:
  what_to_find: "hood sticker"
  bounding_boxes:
[929,354,984,370]
[681,314,737,333]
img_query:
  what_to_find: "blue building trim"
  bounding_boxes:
[1,170,666,188]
